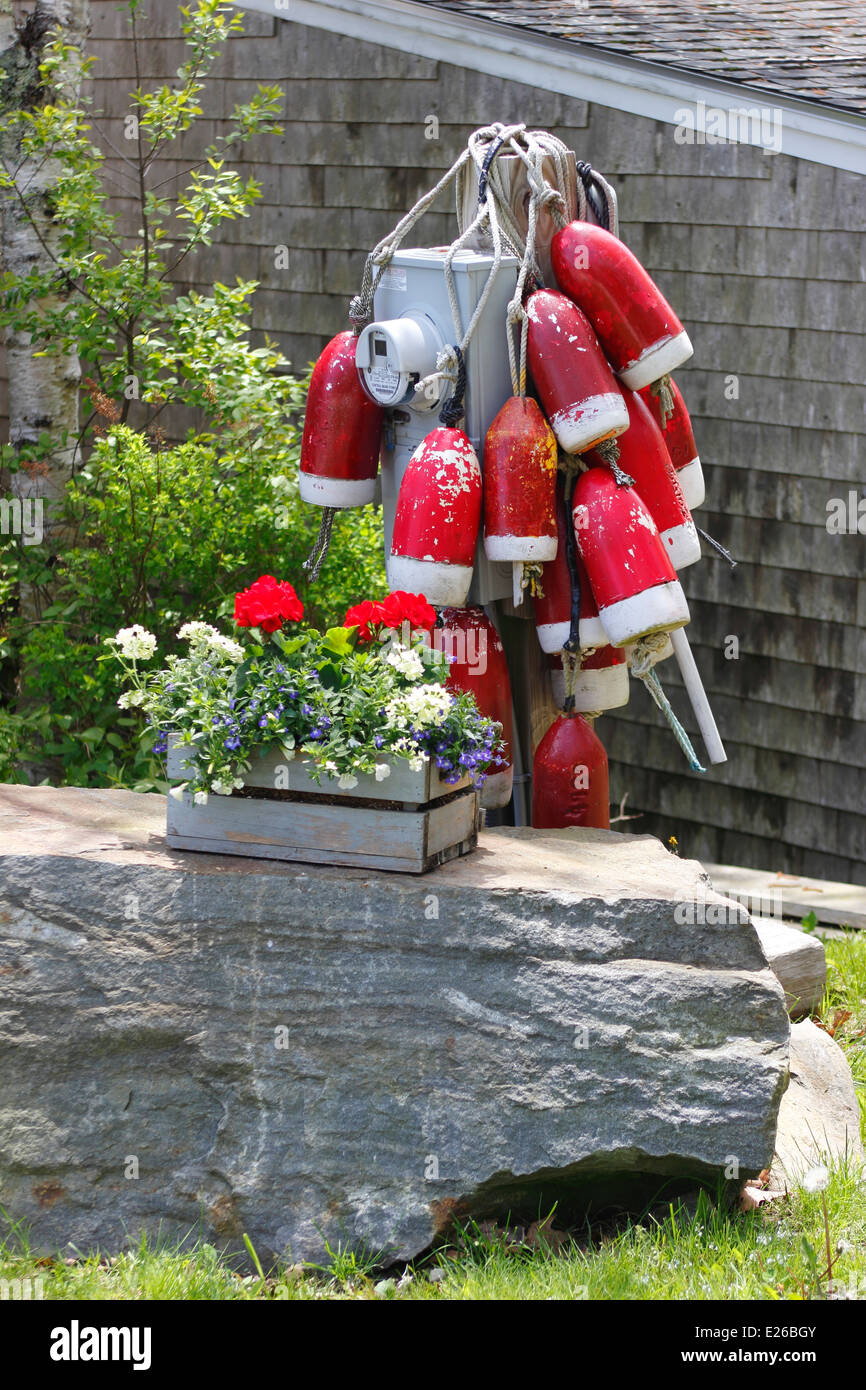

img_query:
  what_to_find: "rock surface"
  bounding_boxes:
[770,1019,864,1189]
[0,785,790,1263]
[753,916,827,1019]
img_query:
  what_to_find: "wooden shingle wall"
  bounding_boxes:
[7,1,865,883]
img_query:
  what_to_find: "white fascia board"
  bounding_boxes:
[238,0,866,176]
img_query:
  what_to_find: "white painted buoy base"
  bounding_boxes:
[618,330,694,392]
[550,662,629,712]
[536,613,607,654]
[299,471,377,508]
[676,456,706,510]
[537,620,571,654]
[580,614,607,648]
[599,579,690,646]
[484,533,558,563]
[481,764,514,810]
[387,553,473,608]
[660,518,701,570]
[550,392,629,454]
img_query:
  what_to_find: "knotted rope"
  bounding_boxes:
[649,373,676,428]
[593,436,635,488]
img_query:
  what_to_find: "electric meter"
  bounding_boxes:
[355,311,445,412]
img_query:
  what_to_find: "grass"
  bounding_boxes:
[2,930,864,1303]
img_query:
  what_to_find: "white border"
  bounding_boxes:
[237,0,866,176]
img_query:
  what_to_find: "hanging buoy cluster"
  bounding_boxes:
[297,125,726,828]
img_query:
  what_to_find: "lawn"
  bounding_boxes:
[2,930,864,1303]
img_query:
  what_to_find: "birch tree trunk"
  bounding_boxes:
[0,0,88,586]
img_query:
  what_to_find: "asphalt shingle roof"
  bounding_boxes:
[417,2,866,115]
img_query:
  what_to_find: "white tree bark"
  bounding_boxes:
[0,0,89,556]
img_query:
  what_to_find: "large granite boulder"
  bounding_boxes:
[0,785,789,1264]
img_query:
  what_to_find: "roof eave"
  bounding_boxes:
[237,0,866,175]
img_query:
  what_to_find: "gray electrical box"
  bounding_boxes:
[360,246,519,606]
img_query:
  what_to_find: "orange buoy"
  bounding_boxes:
[482,396,558,562]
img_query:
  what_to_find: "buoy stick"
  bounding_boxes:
[669,627,727,766]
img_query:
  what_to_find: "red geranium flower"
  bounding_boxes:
[343,599,387,643]
[234,575,304,633]
[380,590,436,632]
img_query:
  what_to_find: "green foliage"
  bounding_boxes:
[0,1,388,786]
[0,0,285,449]
[1,421,387,787]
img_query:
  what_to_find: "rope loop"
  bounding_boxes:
[575,159,609,231]
[439,345,466,427]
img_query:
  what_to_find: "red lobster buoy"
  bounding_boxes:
[389,427,482,607]
[549,646,629,713]
[299,330,383,507]
[532,714,610,830]
[573,466,690,647]
[482,396,558,562]
[551,222,693,391]
[533,476,606,653]
[586,390,701,570]
[437,607,515,809]
[639,379,706,510]
[526,288,628,453]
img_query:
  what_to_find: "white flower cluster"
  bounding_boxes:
[107,625,157,660]
[385,683,453,732]
[177,622,244,663]
[211,776,246,796]
[384,643,425,681]
[117,689,147,709]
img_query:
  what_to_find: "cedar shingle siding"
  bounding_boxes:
[8,0,865,883]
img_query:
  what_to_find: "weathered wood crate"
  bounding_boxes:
[165,740,479,874]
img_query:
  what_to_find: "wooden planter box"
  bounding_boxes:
[165,739,479,874]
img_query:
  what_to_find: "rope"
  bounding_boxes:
[628,631,670,678]
[594,436,634,487]
[576,159,608,230]
[439,345,466,426]
[640,667,705,773]
[649,373,675,427]
[303,505,336,581]
[518,560,544,599]
[697,527,737,568]
[348,135,491,329]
